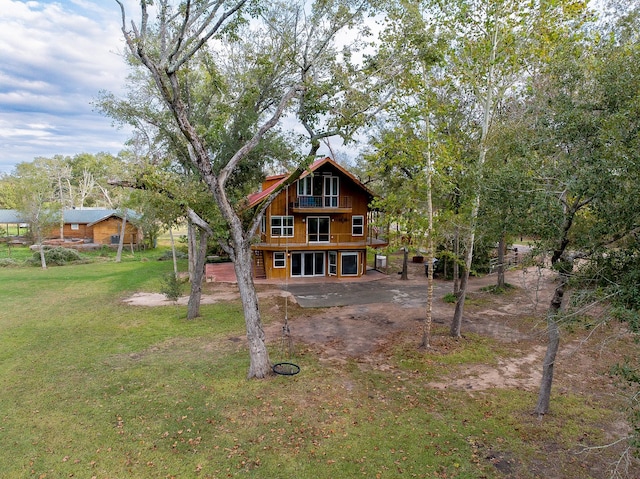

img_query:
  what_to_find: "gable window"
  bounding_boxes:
[297,175,322,196]
[298,176,313,196]
[270,216,293,237]
[70,223,79,231]
[352,215,364,236]
[273,252,286,268]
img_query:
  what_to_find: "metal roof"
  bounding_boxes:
[0,209,24,224]
[0,209,140,225]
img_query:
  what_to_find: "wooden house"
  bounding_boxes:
[247,157,387,280]
[51,209,143,246]
[0,208,143,247]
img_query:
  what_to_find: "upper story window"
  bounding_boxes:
[352,215,364,236]
[324,176,339,207]
[297,175,322,196]
[270,216,293,237]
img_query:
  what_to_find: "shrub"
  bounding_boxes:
[480,283,514,294]
[32,247,83,266]
[443,292,457,303]
[0,258,20,268]
[157,250,188,261]
[160,272,183,302]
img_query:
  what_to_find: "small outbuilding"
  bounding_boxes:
[0,208,143,247]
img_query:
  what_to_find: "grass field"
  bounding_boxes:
[0,244,636,478]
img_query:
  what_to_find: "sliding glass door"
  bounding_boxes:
[291,252,325,277]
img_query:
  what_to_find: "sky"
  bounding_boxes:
[0,0,136,175]
[0,0,365,177]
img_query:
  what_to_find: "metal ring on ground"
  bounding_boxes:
[272,362,300,376]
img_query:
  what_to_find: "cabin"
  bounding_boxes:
[247,157,387,280]
[0,208,143,247]
[51,209,143,246]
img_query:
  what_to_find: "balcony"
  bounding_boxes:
[291,196,352,213]
[252,231,388,250]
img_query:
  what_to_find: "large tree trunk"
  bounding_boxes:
[187,219,197,282]
[233,242,271,378]
[534,272,567,416]
[187,227,209,320]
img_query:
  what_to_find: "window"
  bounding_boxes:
[70,223,79,231]
[324,176,339,207]
[273,252,286,268]
[341,252,359,276]
[307,217,330,242]
[298,176,312,196]
[352,215,364,236]
[270,216,293,237]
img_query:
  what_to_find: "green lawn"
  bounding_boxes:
[0,251,632,478]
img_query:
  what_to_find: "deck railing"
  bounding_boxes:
[292,196,352,209]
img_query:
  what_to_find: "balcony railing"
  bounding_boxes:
[254,231,388,249]
[292,196,352,209]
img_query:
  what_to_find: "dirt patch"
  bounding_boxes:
[122,260,638,477]
[123,282,288,306]
[121,262,630,397]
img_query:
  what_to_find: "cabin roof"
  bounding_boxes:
[0,208,140,225]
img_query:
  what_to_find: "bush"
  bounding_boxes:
[480,283,514,294]
[443,292,457,303]
[0,258,21,268]
[157,250,188,261]
[32,247,83,266]
[160,272,183,302]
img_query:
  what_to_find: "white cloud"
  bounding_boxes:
[0,0,132,173]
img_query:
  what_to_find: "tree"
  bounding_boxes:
[114,0,373,378]
[431,0,534,338]
[13,163,61,269]
[510,3,640,415]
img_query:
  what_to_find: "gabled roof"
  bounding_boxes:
[72,209,141,226]
[247,157,375,208]
[0,209,24,224]
[0,209,140,225]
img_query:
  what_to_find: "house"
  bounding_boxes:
[246,157,387,280]
[52,209,143,246]
[0,208,143,247]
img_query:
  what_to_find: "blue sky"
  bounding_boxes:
[0,0,136,174]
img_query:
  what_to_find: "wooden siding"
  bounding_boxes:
[93,218,141,245]
[253,160,376,279]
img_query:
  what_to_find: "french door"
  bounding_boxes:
[324,176,339,207]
